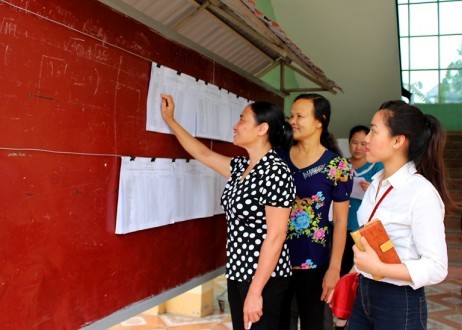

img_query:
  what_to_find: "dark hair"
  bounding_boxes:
[349,125,370,142]
[250,101,293,149]
[294,93,342,156]
[378,100,456,211]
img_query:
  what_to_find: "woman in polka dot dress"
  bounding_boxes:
[277,94,353,330]
[160,94,296,330]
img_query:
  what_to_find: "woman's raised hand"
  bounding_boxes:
[160,94,175,124]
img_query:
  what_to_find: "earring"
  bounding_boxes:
[393,145,397,149]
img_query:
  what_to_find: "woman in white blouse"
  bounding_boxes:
[349,100,456,329]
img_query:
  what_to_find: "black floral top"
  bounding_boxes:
[277,149,353,269]
[220,150,295,281]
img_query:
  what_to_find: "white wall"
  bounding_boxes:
[271,0,402,138]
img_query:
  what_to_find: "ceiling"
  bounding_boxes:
[97,0,342,95]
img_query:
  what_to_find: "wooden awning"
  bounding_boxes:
[98,0,342,94]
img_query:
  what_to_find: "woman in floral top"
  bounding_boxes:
[277,94,353,330]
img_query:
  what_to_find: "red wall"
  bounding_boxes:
[0,0,283,328]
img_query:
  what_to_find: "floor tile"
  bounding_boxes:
[113,269,462,329]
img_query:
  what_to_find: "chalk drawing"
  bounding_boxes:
[92,67,100,96]
[0,17,17,37]
[82,19,107,42]
[113,55,141,114]
[92,43,109,62]
[7,152,26,157]
[64,37,109,63]
[69,67,99,95]
[0,43,9,66]
[64,37,86,55]
[39,55,67,79]
[38,55,68,99]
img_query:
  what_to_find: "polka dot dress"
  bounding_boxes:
[220,150,295,281]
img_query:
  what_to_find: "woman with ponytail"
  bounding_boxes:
[160,94,295,330]
[348,100,455,329]
[277,94,353,329]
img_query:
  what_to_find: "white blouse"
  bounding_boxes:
[356,161,447,289]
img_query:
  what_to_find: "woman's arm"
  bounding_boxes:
[322,200,349,303]
[161,94,232,178]
[242,206,290,329]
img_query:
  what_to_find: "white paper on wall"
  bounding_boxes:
[146,65,197,135]
[173,159,215,222]
[146,62,253,143]
[196,83,231,141]
[116,157,176,234]
[213,170,227,215]
[116,157,225,234]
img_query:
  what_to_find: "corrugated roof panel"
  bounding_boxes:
[121,0,269,74]
[215,40,263,69]
[238,52,270,73]
[117,0,278,74]
[178,13,223,44]
[103,0,341,93]
[177,12,270,73]
[125,0,197,27]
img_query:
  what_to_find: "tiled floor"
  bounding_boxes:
[110,265,462,330]
[109,275,233,330]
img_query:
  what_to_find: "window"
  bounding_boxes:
[398,0,462,103]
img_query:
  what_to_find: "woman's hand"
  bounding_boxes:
[353,236,383,275]
[243,291,263,329]
[359,180,371,191]
[160,93,175,124]
[321,267,339,304]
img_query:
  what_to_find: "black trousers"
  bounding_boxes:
[227,277,290,330]
[279,266,329,330]
[341,233,355,276]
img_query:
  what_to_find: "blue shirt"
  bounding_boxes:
[348,162,383,231]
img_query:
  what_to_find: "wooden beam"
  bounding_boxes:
[204,0,288,60]
[214,0,283,46]
[255,60,280,78]
[282,87,328,93]
[285,62,323,87]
